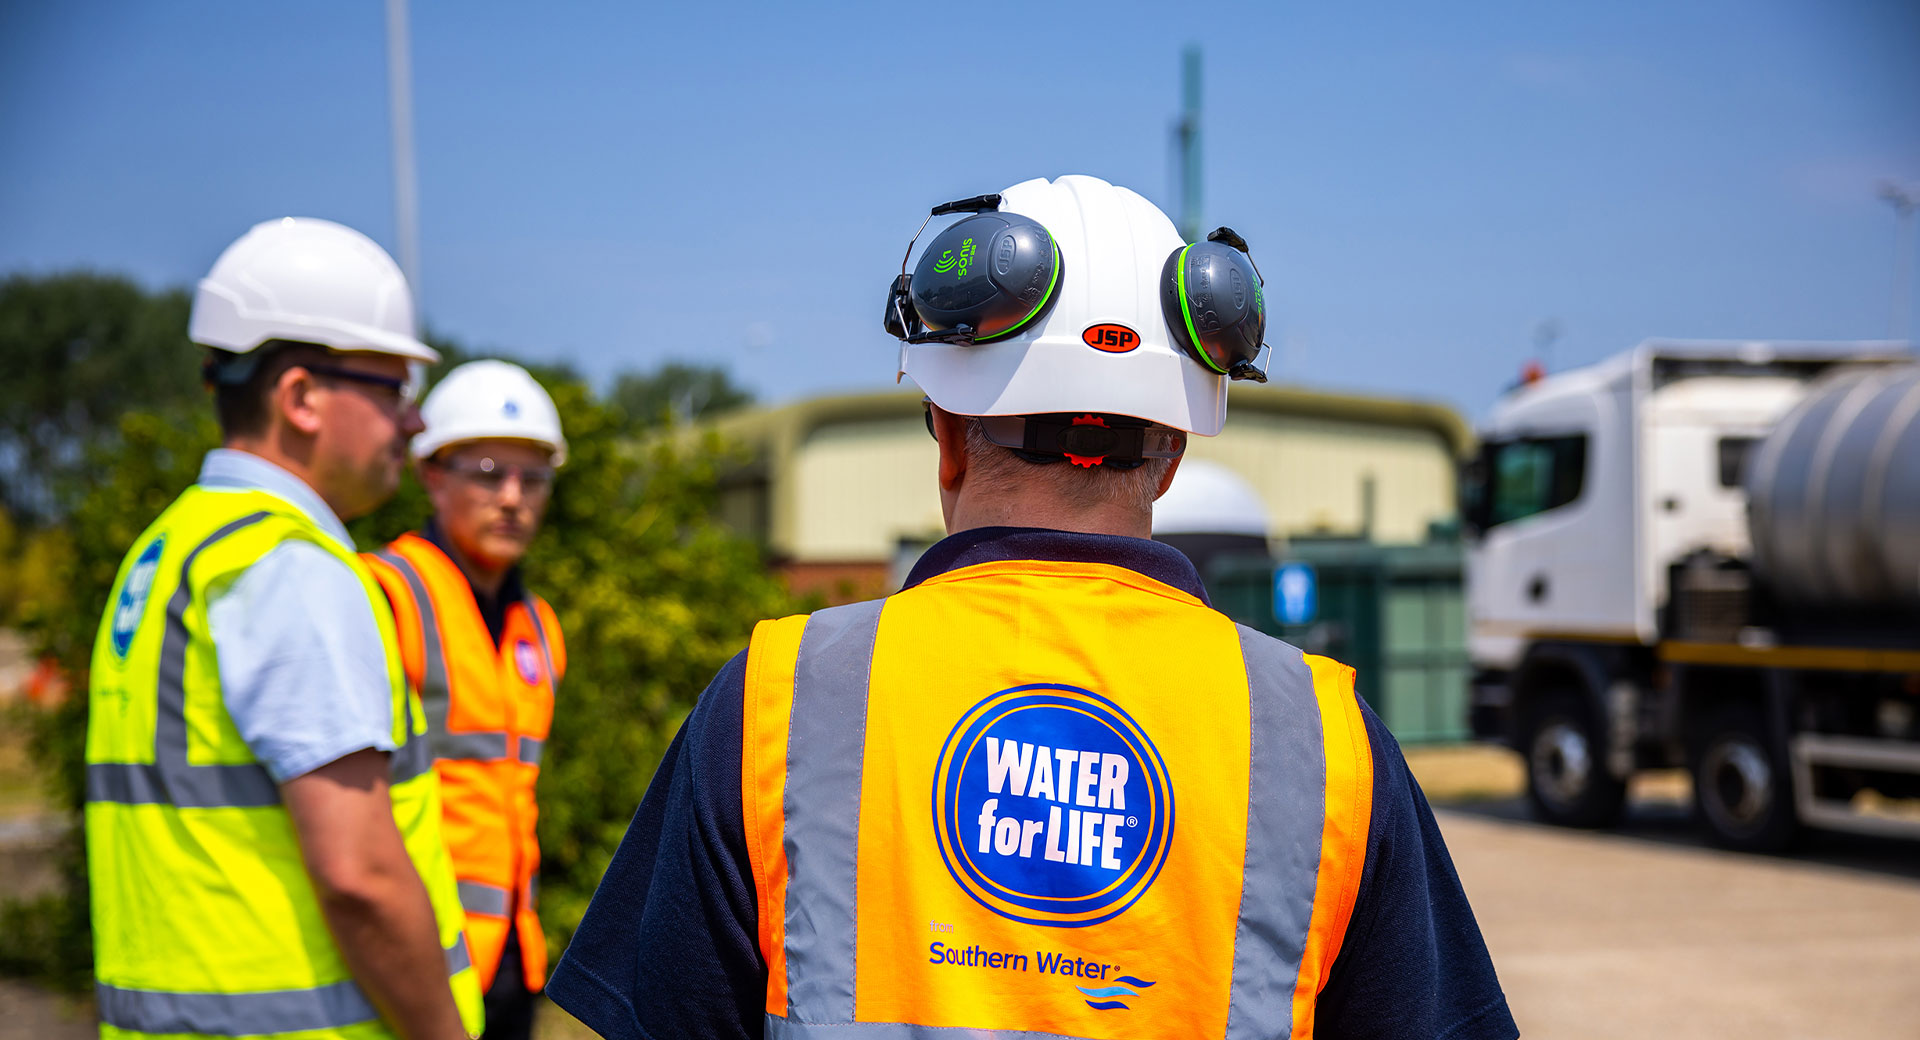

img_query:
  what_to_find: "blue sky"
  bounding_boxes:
[3,1,1915,418]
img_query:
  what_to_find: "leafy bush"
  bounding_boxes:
[2,281,800,983]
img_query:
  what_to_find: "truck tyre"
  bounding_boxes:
[1523,688,1627,828]
[1692,705,1797,853]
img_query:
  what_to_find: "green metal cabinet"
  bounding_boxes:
[1205,536,1469,744]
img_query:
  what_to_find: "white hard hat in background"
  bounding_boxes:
[899,175,1229,437]
[412,360,567,465]
[1151,459,1272,537]
[190,217,438,363]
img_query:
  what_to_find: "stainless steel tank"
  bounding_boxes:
[1746,364,1920,607]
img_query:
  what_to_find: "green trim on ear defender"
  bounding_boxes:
[976,238,1063,343]
[1176,244,1231,374]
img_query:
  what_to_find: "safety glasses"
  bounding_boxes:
[305,363,424,406]
[433,456,557,495]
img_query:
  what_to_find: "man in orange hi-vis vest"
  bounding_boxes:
[548,176,1516,1040]
[365,360,567,1040]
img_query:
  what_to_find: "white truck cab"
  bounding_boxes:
[1463,340,1920,847]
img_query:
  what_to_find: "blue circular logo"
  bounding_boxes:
[502,399,521,418]
[111,537,165,659]
[932,684,1174,928]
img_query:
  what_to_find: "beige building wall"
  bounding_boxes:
[789,417,943,561]
[1183,412,1457,545]
[723,387,1469,563]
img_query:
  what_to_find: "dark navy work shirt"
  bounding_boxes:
[548,527,1517,1040]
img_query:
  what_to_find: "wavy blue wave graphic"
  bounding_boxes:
[1078,976,1157,1010]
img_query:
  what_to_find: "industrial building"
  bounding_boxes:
[711,384,1468,584]
[706,384,1477,741]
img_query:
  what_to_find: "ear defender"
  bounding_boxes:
[889,212,1063,345]
[1161,227,1269,382]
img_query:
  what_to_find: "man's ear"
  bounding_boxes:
[274,366,324,437]
[931,404,970,492]
[1151,454,1183,502]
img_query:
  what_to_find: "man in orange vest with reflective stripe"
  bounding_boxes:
[550,176,1516,1040]
[365,360,567,1040]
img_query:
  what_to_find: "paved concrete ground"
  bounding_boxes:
[1416,745,1920,1040]
[1443,806,1920,1039]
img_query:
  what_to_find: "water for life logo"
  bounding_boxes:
[111,537,165,658]
[932,684,1173,928]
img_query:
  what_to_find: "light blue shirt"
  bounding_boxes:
[199,450,397,783]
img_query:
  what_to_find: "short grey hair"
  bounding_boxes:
[962,418,1173,515]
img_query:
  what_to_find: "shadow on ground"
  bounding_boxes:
[1434,794,1920,884]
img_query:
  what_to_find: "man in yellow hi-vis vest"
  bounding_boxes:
[86,217,484,1039]
[549,177,1516,1040]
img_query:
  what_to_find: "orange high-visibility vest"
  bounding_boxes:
[365,532,564,993]
[741,558,1374,1040]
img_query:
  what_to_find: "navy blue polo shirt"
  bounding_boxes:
[548,527,1517,1040]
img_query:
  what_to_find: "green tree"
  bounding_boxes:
[0,274,202,523]
[6,334,800,983]
[611,362,754,430]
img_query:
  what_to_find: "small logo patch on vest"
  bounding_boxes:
[110,537,165,659]
[932,684,1174,928]
[514,639,542,684]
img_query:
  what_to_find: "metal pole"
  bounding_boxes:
[1178,46,1202,242]
[1880,181,1917,344]
[387,0,423,311]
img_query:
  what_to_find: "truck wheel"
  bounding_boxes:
[1692,706,1797,853]
[1523,689,1627,828]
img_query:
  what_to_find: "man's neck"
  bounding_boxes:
[946,488,1152,540]
[222,437,343,517]
[437,535,511,600]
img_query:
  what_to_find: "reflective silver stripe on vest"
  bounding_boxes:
[97,936,471,1035]
[435,731,512,760]
[89,512,281,810]
[390,648,435,784]
[1224,627,1328,1040]
[390,725,435,782]
[459,879,512,917]
[521,594,556,769]
[516,736,544,765]
[782,599,885,1025]
[371,549,455,747]
[446,932,473,973]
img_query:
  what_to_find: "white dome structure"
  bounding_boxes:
[1153,459,1271,537]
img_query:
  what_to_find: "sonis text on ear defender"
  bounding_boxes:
[1161,226,1269,383]
[883,194,1063,345]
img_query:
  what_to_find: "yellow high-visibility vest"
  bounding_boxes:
[742,558,1375,1040]
[86,484,486,1039]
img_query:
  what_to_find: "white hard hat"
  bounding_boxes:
[413,360,567,465]
[897,175,1231,437]
[190,217,438,363]
[1151,459,1271,536]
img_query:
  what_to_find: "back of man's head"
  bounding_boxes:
[883,175,1269,532]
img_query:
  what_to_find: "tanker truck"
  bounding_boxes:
[1461,340,1920,850]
